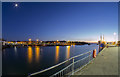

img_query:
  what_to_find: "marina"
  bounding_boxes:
[1,2,118,77]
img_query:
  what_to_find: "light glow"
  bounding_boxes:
[35,46,40,62]
[29,39,31,41]
[55,46,59,63]
[114,32,116,36]
[28,46,33,63]
[15,4,18,7]
[36,39,39,41]
[66,46,70,59]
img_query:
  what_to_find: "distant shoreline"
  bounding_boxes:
[2,43,93,49]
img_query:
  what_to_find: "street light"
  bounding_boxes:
[114,32,116,36]
[36,39,39,42]
[15,3,18,7]
[113,32,116,44]
[29,39,31,41]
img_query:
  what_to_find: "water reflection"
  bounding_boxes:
[28,46,33,63]
[66,46,70,59]
[14,46,17,52]
[55,46,59,63]
[35,46,40,62]
[73,45,75,47]
[14,46,17,56]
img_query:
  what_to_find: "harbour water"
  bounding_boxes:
[2,44,99,76]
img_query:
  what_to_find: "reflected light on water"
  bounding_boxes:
[55,46,59,63]
[66,46,70,59]
[14,46,17,52]
[35,46,40,62]
[14,46,17,56]
[28,46,33,63]
[73,45,75,47]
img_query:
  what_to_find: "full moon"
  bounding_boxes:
[15,4,18,7]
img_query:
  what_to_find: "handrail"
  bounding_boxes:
[74,54,91,64]
[28,50,93,77]
[53,63,73,76]
[28,57,73,76]
[74,50,92,58]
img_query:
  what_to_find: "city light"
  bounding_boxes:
[68,40,70,42]
[29,39,31,41]
[15,3,18,7]
[36,39,39,41]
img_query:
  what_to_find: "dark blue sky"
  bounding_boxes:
[2,2,118,41]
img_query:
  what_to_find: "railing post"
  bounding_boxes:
[89,51,90,63]
[72,57,74,75]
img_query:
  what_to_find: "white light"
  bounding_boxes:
[114,32,116,36]
[15,4,18,7]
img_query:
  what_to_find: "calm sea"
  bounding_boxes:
[2,44,99,76]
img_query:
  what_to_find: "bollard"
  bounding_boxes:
[93,49,96,58]
[107,45,108,48]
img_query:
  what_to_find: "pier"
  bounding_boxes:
[27,44,119,77]
[74,46,118,75]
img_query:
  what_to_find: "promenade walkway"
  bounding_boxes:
[74,46,118,75]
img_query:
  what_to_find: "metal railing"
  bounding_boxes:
[28,49,95,77]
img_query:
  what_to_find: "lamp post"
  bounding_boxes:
[36,39,39,44]
[29,39,31,44]
[113,32,116,44]
[36,39,39,42]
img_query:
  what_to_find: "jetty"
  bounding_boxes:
[74,46,118,75]
[27,45,119,77]
[27,35,119,77]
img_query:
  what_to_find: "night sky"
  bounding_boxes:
[2,2,118,41]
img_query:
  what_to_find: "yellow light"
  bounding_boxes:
[35,46,40,62]
[36,39,39,41]
[66,46,70,59]
[55,46,59,63]
[73,45,75,47]
[28,46,33,63]
[29,39,31,41]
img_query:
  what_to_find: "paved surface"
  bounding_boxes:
[0,43,2,77]
[74,47,118,75]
